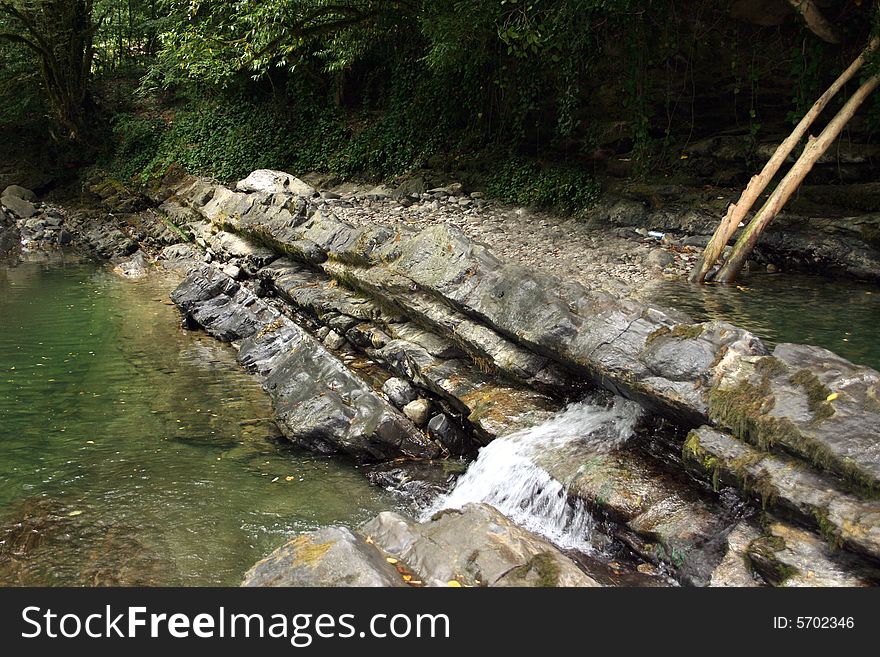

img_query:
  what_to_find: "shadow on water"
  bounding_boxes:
[0,256,395,585]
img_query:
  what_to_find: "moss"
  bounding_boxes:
[289,536,334,567]
[507,552,561,587]
[812,507,843,549]
[755,356,787,378]
[682,432,722,490]
[747,535,799,585]
[645,323,704,348]
[790,369,835,425]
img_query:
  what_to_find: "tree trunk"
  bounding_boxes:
[688,38,878,283]
[715,71,880,283]
[788,0,841,43]
[0,0,95,142]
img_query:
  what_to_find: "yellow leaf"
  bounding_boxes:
[86,440,94,444]
[385,557,398,564]
[68,510,83,517]
[402,575,412,582]
[447,580,462,587]
[285,476,295,481]
[826,392,839,401]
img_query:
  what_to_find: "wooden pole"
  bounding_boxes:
[688,38,878,283]
[715,71,880,283]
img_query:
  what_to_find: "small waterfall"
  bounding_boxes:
[426,396,643,552]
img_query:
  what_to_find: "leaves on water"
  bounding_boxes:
[826,392,839,401]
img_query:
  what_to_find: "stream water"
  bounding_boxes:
[652,273,880,371]
[0,255,393,586]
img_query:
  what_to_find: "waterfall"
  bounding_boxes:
[426,396,643,552]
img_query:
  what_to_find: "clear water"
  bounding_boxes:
[652,273,880,371]
[0,255,392,586]
[427,397,642,552]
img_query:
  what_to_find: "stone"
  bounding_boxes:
[236,169,316,198]
[708,343,880,490]
[747,519,880,587]
[323,330,347,350]
[427,414,469,453]
[222,264,243,280]
[2,185,36,202]
[241,527,406,587]
[708,521,764,587]
[684,426,880,562]
[362,504,600,587]
[403,398,432,427]
[1,194,36,219]
[382,377,419,408]
[646,249,674,268]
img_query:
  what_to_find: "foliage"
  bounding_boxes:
[487,157,600,215]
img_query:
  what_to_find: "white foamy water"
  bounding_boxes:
[426,396,642,551]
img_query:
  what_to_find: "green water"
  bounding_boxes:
[0,255,392,586]
[652,273,880,371]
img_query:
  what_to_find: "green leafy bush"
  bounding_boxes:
[487,157,600,215]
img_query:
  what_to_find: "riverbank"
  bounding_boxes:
[3,171,880,587]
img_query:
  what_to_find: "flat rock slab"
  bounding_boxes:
[685,426,880,562]
[362,503,600,587]
[709,343,880,490]
[172,265,437,461]
[241,527,406,587]
[747,519,880,587]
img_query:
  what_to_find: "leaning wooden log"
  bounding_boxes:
[715,71,880,283]
[688,37,878,284]
[788,0,841,44]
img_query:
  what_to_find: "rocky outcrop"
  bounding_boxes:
[150,170,880,587]
[243,504,600,587]
[171,265,439,460]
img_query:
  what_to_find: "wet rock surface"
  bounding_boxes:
[31,168,880,587]
[241,527,405,587]
[244,503,601,587]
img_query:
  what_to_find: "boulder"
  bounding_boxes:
[2,185,36,202]
[1,194,36,219]
[363,504,600,587]
[236,169,316,198]
[382,377,419,408]
[403,398,432,426]
[747,519,880,587]
[242,527,406,587]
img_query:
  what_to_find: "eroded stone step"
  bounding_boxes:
[684,426,880,562]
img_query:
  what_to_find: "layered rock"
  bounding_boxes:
[172,265,439,460]
[243,504,600,588]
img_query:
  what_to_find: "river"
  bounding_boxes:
[0,254,393,586]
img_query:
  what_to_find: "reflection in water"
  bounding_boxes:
[652,273,880,371]
[0,256,393,586]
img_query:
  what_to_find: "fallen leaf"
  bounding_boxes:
[385,557,398,565]
[68,510,83,517]
[447,580,462,587]
[285,476,295,481]
[402,575,412,582]
[365,536,374,544]
[826,392,839,401]
[86,440,94,444]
